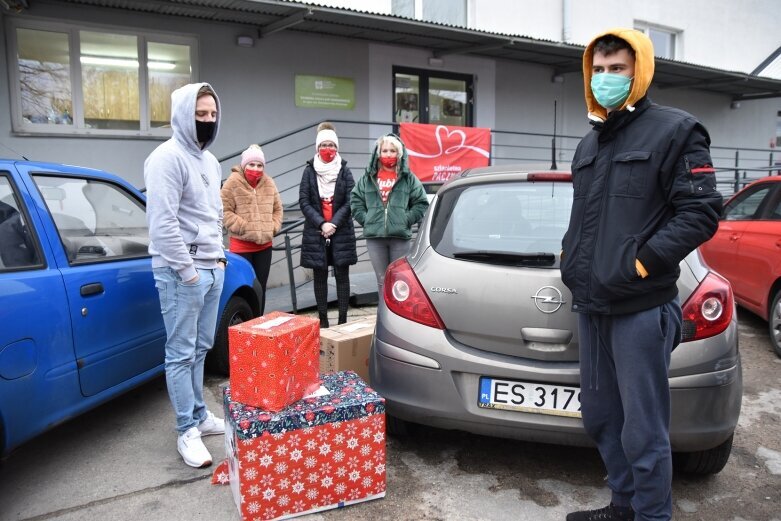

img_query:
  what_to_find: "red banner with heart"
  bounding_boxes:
[400,123,491,182]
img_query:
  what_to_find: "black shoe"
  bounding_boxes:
[566,503,634,521]
[319,317,330,329]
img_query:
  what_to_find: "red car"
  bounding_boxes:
[700,176,781,357]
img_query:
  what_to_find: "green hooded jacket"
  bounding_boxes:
[350,134,429,239]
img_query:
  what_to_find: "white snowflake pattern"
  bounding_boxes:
[345,424,357,435]
[302,426,315,435]
[348,469,361,482]
[305,439,317,451]
[362,460,373,471]
[263,507,277,519]
[259,454,273,467]
[336,466,348,478]
[307,471,319,484]
[289,448,303,462]
[292,500,306,512]
[334,433,345,445]
[348,488,362,500]
[373,451,385,463]
[316,429,330,442]
[262,487,276,500]
[259,474,274,486]
[288,433,301,446]
[248,484,261,496]
[362,476,373,488]
[360,427,371,438]
[335,483,346,495]
[274,443,289,457]
[371,416,384,428]
[332,450,345,462]
[306,489,319,500]
[347,456,359,469]
[291,481,305,494]
[278,494,290,507]
[304,456,317,468]
[346,437,358,449]
[247,501,260,514]
[290,468,304,480]
[278,478,290,490]
[373,431,384,443]
[244,468,258,481]
[359,415,370,423]
[375,463,386,475]
[274,462,288,474]
[374,481,386,494]
[257,440,271,453]
[319,443,332,456]
[271,432,284,440]
[241,439,254,446]
[320,475,334,488]
[319,461,333,475]
[360,445,372,457]
[244,450,258,462]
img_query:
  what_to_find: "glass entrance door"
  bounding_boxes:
[393,67,473,126]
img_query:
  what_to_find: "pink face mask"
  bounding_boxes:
[319,148,337,163]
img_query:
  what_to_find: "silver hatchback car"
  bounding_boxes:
[370,166,742,475]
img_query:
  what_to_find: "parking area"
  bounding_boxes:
[0,308,779,521]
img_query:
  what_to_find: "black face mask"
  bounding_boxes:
[195,120,216,144]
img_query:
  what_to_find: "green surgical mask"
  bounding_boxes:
[591,73,632,110]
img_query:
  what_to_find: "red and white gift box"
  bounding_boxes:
[228,311,320,411]
[224,371,386,521]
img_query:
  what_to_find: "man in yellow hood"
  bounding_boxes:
[561,29,723,521]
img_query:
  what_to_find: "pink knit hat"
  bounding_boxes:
[240,144,265,169]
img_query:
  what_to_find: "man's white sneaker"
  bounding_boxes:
[177,426,212,468]
[198,411,225,436]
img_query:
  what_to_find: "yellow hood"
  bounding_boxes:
[583,28,655,122]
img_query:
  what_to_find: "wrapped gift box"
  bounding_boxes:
[229,311,320,411]
[319,315,376,383]
[224,371,386,521]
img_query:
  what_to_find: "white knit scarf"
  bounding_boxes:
[313,153,341,199]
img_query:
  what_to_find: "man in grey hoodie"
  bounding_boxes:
[144,82,228,468]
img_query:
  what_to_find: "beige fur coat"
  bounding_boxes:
[221,167,283,244]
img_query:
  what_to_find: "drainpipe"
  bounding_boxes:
[562,0,571,42]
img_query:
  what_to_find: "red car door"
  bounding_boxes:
[700,220,747,285]
[733,220,781,317]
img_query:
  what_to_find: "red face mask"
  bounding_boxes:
[380,156,397,169]
[319,148,337,163]
[244,168,263,184]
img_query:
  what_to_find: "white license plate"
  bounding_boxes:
[478,377,581,418]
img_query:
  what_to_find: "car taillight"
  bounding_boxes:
[383,258,445,329]
[680,272,734,342]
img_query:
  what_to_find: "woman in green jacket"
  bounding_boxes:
[351,133,429,293]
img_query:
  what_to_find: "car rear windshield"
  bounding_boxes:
[429,180,573,268]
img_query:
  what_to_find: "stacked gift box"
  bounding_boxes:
[225,312,386,521]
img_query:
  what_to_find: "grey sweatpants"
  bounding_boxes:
[365,237,411,294]
[577,298,682,521]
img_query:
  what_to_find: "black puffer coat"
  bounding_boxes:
[299,160,358,269]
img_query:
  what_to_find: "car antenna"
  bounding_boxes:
[0,141,29,160]
[550,100,558,171]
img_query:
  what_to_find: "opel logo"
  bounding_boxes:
[531,286,566,314]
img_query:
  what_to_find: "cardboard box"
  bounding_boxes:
[224,371,386,521]
[319,315,376,383]
[228,311,320,412]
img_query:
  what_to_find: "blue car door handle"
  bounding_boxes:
[80,282,104,297]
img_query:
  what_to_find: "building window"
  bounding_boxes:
[776,111,781,147]
[635,23,678,60]
[392,0,467,26]
[9,20,196,136]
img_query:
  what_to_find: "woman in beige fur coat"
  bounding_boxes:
[221,144,283,315]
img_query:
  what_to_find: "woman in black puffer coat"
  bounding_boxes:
[299,122,357,328]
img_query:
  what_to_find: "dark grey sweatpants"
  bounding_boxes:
[577,298,681,521]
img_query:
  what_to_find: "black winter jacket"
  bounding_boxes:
[299,160,358,269]
[561,97,722,315]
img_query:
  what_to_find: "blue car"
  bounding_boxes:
[0,159,261,456]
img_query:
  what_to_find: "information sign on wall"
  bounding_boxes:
[295,75,355,110]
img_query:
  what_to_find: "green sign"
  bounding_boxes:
[295,75,355,110]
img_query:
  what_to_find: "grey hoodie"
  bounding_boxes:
[144,82,224,282]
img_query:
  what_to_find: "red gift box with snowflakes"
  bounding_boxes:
[228,311,321,411]
[223,371,386,521]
